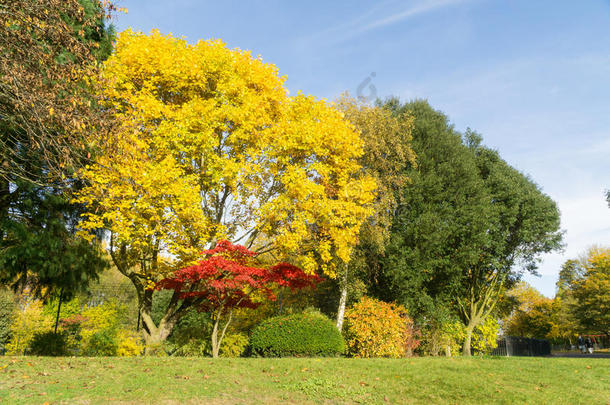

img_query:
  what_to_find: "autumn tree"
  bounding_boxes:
[332,96,416,330]
[0,0,115,186]
[503,282,554,339]
[156,240,319,357]
[572,247,610,334]
[0,0,115,299]
[75,30,375,346]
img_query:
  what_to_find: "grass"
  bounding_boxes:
[0,356,608,404]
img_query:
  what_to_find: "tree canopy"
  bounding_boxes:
[374,100,491,319]
[0,0,114,299]
[75,30,376,345]
[0,0,115,184]
[370,99,562,355]
[571,247,610,334]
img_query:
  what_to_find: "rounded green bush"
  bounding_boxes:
[29,331,68,356]
[84,329,118,356]
[250,313,344,357]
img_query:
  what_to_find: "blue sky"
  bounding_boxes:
[112,0,610,297]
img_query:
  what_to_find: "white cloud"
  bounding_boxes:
[356,0,468,35]
[303,0,471,46]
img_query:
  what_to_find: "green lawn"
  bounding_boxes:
[0,356,608,404]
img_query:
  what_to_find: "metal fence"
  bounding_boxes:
[490,336,551,357]
[552,335,610,352]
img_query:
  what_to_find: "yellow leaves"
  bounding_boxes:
[5,300,53,355]
[77,30,376,279]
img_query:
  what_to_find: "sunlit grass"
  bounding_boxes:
[1,356,608,404]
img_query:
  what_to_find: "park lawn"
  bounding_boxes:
[0,356,608,404]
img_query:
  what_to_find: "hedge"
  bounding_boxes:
[250,313,344,357]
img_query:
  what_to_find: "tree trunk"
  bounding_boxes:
[211,307,233,358]
[462,318,478,357]
[336,263,349,331]
[140,311,175,354]
[0,177,10,241]
[54,288,63,333]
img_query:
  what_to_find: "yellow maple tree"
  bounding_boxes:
[74,30,375,345]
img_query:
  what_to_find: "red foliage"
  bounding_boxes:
[156,240,321,312]
[59,314,88,330]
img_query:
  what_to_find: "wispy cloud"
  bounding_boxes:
[358,0,467,34]
[304,0,470,46]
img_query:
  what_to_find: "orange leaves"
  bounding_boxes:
[344,297,420,358]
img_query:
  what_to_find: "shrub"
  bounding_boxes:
[80,300,120,342]
[83,329,118,356]
[79,300,123,356]
[420,320,465,356]
[170,338,208,357]
[6,299,53,355]
[344,297,420,358]
[29,331,68,356]
[471,317,499,354]
[59,314,88,355]
[117,330,144,357]
[250,312,344,357]
[220,333,248,357]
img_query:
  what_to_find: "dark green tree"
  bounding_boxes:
[458,135,563,354]
[0,287,16,348]
[374,100,491,322]
[373,100,563,355]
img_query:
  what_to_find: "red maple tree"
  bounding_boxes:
[156,240,320,357]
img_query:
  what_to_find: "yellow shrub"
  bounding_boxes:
[472,317,499,353]
[219,333,248,358]
[80,301,120,343]
[6,299,53,355]
[116,330,144,357]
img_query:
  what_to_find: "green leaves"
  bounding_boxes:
[250,313,344,357]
